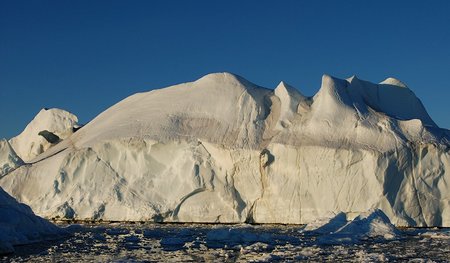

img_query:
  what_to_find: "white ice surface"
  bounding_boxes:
[8,108,78,162]
[0,139,23,177]
[0,72,449,226]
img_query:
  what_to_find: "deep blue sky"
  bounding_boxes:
[1,1,449,138]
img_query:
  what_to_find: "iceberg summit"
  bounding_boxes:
[1,73,449,227]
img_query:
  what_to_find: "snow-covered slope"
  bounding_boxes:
[0,187,65,254]
[1,73,449,227]
[8,108,79,162]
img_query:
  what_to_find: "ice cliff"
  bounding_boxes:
[1,73,449,227]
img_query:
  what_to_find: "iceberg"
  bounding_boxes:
[0,73,449,226]
[0,187,65,254]
[303,209,400,244]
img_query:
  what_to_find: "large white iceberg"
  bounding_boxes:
[0,73,449,226]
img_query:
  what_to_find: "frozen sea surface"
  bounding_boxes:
[2,223,449,262]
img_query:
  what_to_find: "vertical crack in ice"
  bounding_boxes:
[245,149,274,223]
[226,157,248,222]
[295,149,302,223]
[410,145,427,225]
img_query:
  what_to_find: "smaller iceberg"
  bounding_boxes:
[0,187,67,254]
[303,209,400,245]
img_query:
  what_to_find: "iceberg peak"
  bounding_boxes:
[275,81,305,98]
[317,74,349,95]
[195,72,256,89]
[380,77,408,88]
[8,108,78,162]
[346,75,359,83]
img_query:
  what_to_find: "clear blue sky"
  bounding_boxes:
[1,0,449,138]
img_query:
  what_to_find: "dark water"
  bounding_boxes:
[2,223,450,262]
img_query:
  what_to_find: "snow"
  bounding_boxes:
[67,72,271,150]
[0,72,449,226]
[8,108,78,162]
[0,187,66,254]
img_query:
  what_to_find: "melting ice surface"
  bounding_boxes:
[3,215,450,262]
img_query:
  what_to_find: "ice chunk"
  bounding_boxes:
[303,209,400,245]
[0,187,67,254]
